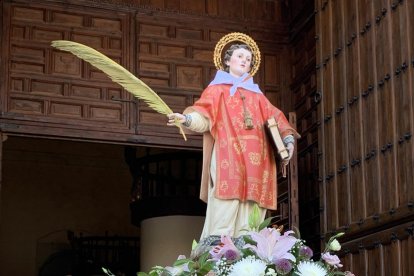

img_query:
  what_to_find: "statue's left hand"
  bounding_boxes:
[286,143,294,161]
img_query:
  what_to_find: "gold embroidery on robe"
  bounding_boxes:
[248,152,262,165]
[188,84,297,210]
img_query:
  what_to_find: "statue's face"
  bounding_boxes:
[225,48,252,77]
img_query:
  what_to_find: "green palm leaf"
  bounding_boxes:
[51,40,186,140]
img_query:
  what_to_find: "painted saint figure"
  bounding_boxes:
[167,33,300,240]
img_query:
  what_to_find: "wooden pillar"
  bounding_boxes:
[0,132,3,226]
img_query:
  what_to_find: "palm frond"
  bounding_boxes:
[51,40,186,140]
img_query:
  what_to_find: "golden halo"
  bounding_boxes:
[214,32,261,76]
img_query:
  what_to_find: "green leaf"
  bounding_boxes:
[258,216,274,230]
[331,272,346,276]
[248,204,261,230]
[198,263,215,275]
[197,251,210,264]
[173,258,191,266]
[240,247,256,257]
[187,261,195,271]
[242,235,257,246]
[192,239,198,250]
[148,266,165,276]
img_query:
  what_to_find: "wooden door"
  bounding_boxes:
[315,0,414,273]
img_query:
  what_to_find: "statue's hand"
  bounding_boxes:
[286,143,294,161]
[167,113,186,126]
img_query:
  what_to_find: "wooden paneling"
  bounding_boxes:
[316,0,414,274]
[134,1,284,26]
[290,0,319,252]
[392,0,414,209]
[359,0,380,220]
[133,0,284,23]
[404,0,414,208]
[269,113,300,233]
[331,0,349,229]
[1,0,290,148]
[135,18,210,138]
[375,0,396,214]
[340,221,414,275]
[344,0,365,228]
[3,1,132,133]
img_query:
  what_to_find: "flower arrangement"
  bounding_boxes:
[103,205,354,276]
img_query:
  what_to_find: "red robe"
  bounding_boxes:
[186,84,298,210]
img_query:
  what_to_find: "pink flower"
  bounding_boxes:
[321,252,343,268]
[344,271,355,276]
[299,246,313,260]
[245,228,298,263]
[209,235,240,261]
[274,258,293,274]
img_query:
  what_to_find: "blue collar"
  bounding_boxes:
[208,70,262,96]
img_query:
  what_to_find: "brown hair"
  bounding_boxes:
[223,44,254,73]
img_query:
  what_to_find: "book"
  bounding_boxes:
[265,117,289,161]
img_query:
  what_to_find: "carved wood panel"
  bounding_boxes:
[1,0,291,148]
[5,3,132,133]
[133,0,284,23]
